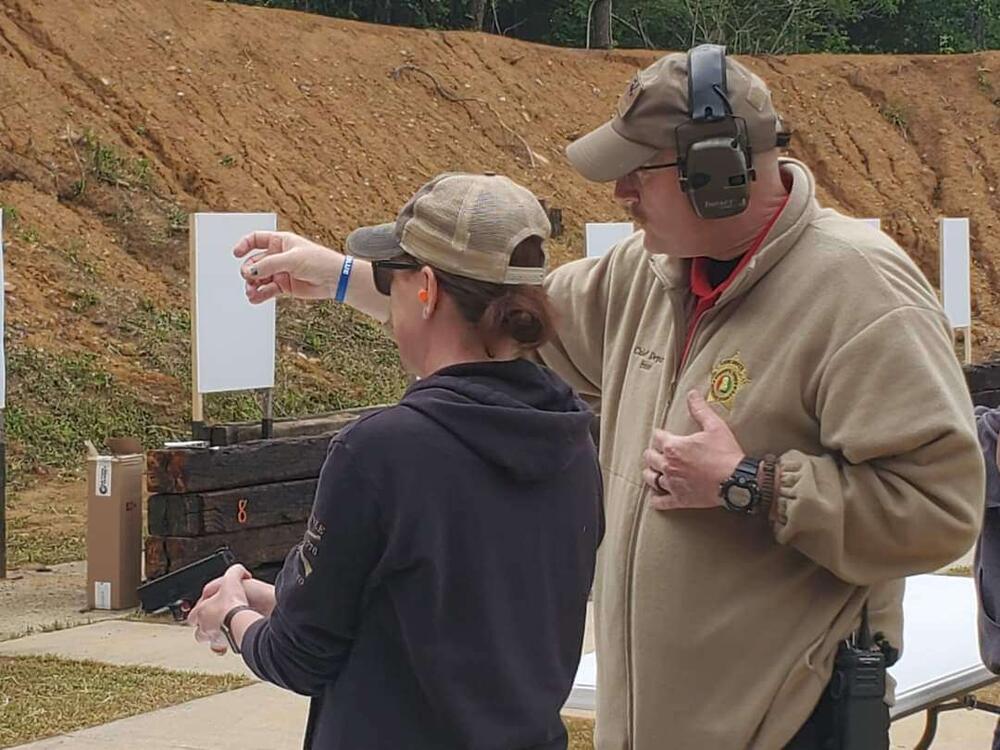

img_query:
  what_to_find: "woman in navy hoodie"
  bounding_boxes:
[189,173,603,750]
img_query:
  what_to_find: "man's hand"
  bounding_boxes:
[642,390,745,511]
[234,231,345,303]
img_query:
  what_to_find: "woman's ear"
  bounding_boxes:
[421,267,439,320]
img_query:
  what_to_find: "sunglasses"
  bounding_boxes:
[371,257,422,296]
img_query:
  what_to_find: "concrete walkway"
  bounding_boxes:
[0,620,255,678]
[0,616,995,749]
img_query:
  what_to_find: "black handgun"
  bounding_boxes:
[137,547,237,621]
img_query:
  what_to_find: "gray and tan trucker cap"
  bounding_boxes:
[346,173,550,285]
[567,52,784,183]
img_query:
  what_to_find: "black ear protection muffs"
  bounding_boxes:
[676,44,755,220]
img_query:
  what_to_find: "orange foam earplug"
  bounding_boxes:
[418,289,429,303]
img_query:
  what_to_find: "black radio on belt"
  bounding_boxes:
[816,604,892,750]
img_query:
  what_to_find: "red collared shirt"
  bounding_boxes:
[681,195,790,366]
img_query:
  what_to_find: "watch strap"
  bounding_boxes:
[221,605,254,654]
[734,457,761,480]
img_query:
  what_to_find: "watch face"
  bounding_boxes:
[726,484,754,509]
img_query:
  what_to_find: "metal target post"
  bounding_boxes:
[260,387,274,439]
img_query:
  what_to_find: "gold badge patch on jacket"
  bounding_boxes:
[707,354,750,410]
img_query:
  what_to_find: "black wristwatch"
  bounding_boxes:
[720,457,763,514]
[221,605,254,654]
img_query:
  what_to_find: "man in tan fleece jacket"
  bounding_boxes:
[538,48,985,749]
[229,48,983,750]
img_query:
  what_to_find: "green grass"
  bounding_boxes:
[0,654,590,748]
[878,101,909,135]
[565,716,594,749]
[18,226,39,244]
[6,516,85,567]
[53,239,99,278]
[68,288,101,313]
[0,655,252,748]
[115,297,191,380]
[943,565,972,577]
[281,301,408,408]
[72,130,156,196]
[166,204,187,233]
[0,205,39,244]
[133,156,153,188]
[4,347,178,487]
[116,296,407,420]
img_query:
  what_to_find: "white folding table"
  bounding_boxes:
[565,574,999,748]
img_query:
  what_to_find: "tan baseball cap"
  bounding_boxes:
[567,51,785,183]
[346,172,550,285]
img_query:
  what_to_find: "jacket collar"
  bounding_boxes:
[646,158,820,301]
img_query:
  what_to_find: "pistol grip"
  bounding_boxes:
[168,601,192,622]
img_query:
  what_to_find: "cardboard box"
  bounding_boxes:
[86,444,143,610]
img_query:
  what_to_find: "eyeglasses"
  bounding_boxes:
[635,160,679,172]
[371,257,422,296]
[620,160,680,187]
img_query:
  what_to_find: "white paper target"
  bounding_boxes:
[585,222,634,259]
[193,213,276,394]
[939,218,971,329]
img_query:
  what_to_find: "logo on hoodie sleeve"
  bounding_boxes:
[296,515,326,582]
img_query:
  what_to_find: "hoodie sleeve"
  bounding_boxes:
[976,508,1000,673]
[536,254,614,407]
[241,439,383,696]
[973,407,1000,672]
[772,305,984,585]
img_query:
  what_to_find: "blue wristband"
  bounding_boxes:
[334,256,354,303]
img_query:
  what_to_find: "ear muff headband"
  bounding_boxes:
[688,44,730,122]
[676,44,754,219]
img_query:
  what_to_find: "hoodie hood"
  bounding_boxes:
[401,359,594,482]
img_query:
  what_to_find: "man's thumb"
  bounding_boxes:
[687,390,720,430]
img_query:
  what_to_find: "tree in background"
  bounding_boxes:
[469,0,486,29]
[591,0,613,48]
[848,0,1000,53]
[224,0,1000,52]
[608,0,899,53]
